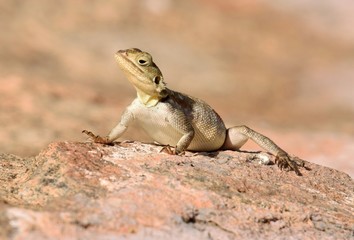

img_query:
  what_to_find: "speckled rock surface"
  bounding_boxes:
[0,141,353,239]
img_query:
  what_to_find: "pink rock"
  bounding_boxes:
[0,141,352,239]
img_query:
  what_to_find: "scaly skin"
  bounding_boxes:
[83,48,305,175]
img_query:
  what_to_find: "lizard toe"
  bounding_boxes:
[275,152,302,176]
[82,130,112,145]
[160,145,176,155]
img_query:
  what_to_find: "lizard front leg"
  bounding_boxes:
[222,125,304,175]
[159,110,195,155]
[160,128,195,155]
[83,108,134,145]
[175,130,195,154]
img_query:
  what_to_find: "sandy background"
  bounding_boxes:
[0,0,353,177]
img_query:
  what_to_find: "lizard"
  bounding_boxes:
[83,48,305,175]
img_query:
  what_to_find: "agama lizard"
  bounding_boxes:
[83,48,304,175]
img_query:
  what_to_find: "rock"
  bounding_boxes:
[0,141,353,239]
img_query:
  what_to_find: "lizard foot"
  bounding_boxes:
[275,151,305,176]
[82,130,113,145]
[160,145,184,155]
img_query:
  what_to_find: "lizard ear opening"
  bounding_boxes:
[153,76,161,85]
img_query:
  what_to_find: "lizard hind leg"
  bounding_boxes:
[223,125,304,175]
[221,127,249,150]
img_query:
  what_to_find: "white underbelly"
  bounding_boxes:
[136,118,225,151]
[130,98,226,151]
[136,117,183,146]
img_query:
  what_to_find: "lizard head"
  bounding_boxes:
[115,48,168,107]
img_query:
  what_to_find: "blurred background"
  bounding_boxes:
[0,0,353,177]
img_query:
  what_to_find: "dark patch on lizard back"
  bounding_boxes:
[162,89,195,114]
[161,89,225,128]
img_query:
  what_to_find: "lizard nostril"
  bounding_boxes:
[117,49,128,56]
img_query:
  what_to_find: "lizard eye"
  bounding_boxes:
[138,58,148,66]
[153,76,161,84]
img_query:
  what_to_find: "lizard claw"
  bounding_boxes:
[160,145,185,155]
[275,151,305,176]
[160,145,176,154]
[82,130,113,145]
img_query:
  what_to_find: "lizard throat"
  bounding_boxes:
[136,89,161,107]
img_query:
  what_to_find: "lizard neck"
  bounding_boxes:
[136,90,159,107]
